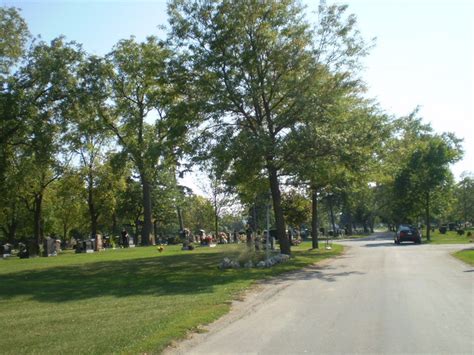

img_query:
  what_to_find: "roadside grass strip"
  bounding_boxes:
[0,242,342,354]
[452,249,474,266]
[424,230,473,244]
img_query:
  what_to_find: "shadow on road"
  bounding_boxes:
[264,263,365,284]
[337,232,395,243]
[364,242,421,248]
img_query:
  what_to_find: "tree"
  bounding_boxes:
[453,172,474,225]
[0,7,30,190]
[49,171,87,241]
[168,1,369,254]
[67,55,114,238]
[393,134,462,240]
[105,37,195,245]
[281,190,311,230]
[9,37,82,252]
[182,194,214,234]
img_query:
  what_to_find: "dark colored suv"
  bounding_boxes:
[395,224,422,244]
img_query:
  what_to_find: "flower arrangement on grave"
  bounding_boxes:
[157,245,165,253]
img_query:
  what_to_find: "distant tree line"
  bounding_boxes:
[0,2,468,254]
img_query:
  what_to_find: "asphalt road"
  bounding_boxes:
[167,233,473,355]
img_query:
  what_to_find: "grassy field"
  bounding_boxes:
[453,249,474,266]
[0,242,342,354]
[424,229,474,244]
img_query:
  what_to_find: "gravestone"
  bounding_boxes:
[128,235,135,248]
[43,237,57,257]
[95,234,103,251]
[84,239,94,253]
[55,239,61,254]
[1,243,12,258]
[18,242,29,259]
[75,239,84,253]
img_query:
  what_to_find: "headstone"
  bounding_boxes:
[1,243,12,258]
[128,235,135,248]
[75,239,84,253]
[55,239,61,254]
[84,239,94,253]
[95,234,103,251]
[18,242,29,259]
[43,237,57,257]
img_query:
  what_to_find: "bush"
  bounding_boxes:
[236,246,266,265]
[457,229,465,235]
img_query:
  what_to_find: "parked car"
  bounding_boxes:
[395,224,421,244]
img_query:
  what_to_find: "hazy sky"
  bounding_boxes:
[5,0,473,187]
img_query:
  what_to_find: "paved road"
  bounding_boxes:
[167,233,473,355]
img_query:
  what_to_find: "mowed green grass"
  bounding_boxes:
[0,242,342,354]
[424,229,474,244]
[453,249,474,266]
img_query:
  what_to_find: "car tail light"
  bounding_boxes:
[400,231,407,237]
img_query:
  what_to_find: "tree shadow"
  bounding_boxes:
[364,242,420,248]
[262,264,365,283]
[0,246,352,304]
[0,252,253,303]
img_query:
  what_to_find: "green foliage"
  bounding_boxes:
[452,173,474,223]
[182,194,214,233]
[392,133,462,226]
[0,7,29,76]
[281,190,311,228]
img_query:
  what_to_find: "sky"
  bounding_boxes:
[3,0,473,189]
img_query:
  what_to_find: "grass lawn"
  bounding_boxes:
[423,229,474,244]
[453,249,474,266]
[0,242,342,354]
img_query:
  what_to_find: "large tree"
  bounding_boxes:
[168,1,369,254]
[393,133,462,240]
[67,55,114,238]
[105,37,194,245]
[3,37,82,252]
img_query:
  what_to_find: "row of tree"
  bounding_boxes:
[1,1,470,254]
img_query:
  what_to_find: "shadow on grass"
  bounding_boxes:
[0,248,347,303]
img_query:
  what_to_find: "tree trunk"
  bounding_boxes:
[141,177,154,245]
[87,177,98,238]
[329,195,337,237]
[347,210,353,236]
[153,219,158,243]
[63,222,67,241]
[33,193,43,255]
[112,212,117,237]
[177,206,184,231]
[425,192,431,241]
[6,210,18,244]
[214,208,219,240]
[311,187,319,249]
[266,162,290,255]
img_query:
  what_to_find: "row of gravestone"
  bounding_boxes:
[74,234,135,253]
[0,234,137,259]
